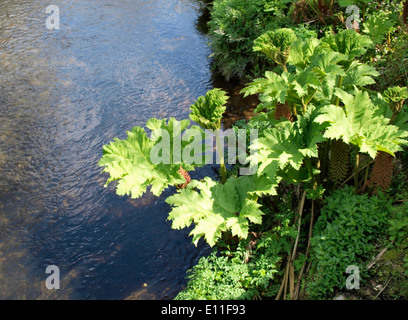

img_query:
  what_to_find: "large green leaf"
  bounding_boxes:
[166,175,272,247]
[99,118,205,198]
[288,38,320,70]
[315,88,408,158]
[249,106,326,174]
[341,61,379,89]
[240,71,290,112]
[304,51,347,101]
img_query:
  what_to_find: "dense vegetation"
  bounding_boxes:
[99,0,408,300]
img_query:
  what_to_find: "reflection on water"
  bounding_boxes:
[0,0,222,300]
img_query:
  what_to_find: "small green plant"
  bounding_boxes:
[372,29,408,91]
[307,186,392,299]
[175,235,282,300]
[388,202,408,247]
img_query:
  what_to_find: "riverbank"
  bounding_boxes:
[170,0,408,301]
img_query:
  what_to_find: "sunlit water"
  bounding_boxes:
[0,0,228,300]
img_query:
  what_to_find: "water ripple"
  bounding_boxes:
[0,0,212,299]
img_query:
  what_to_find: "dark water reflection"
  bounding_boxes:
[0,0,230,300]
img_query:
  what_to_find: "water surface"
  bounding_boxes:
[0,0,218,299]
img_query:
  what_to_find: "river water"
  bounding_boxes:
[0,0,228,300]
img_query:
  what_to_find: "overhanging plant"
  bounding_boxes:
[99,88,280,247]
[189,88,229,183]
[98,28,408,300]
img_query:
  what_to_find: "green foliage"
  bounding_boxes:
[341,61,379,89]
[242,29,378,116]
[175,236,281,300]
[382,86,408,114]
[315,88,408,158]
[319,29,373,62]
[166,175,280,247]
[253,28,298,70]
[288,38,320,70]
[99,6,408,300]
[250,106,326,174]
[98,119,204,198]
[371,30,408,91]
[232,116,277,147]
[337,0,369,7]
[389,157,408,202]
[190,88,229,130]
[307,186,392,298]
[362,11,395,45]
[208,0,292,79]
[388,202,408,247]
[383,86,408,106]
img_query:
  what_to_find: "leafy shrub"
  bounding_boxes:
[208,0,292,80]
[388,202,408,247]
[371,30,408,91]
[307,186,392,298]
[175,236,281,300]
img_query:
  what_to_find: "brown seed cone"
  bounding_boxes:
[274,102,293,122]
[329,139,350,185]
[368,151,394,193]
[176,166,191,189]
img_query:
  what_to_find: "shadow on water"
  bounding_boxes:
[0,0,256,299]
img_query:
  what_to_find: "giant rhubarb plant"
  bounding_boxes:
[99,29,408,258]
[253,28,297,72]
[99,88,278,247]
[236,28,408,299]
